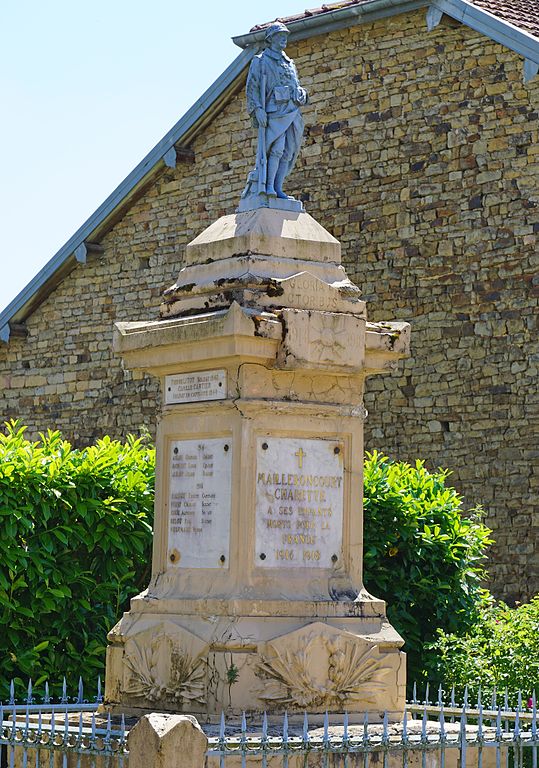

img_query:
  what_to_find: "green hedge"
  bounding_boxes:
[1,425,497,697]
[0,422,153,697]
[362,451,493,685]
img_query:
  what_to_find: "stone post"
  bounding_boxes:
[127,713,208,768]
[105,208,411,719]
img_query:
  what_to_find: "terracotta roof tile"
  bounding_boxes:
[470,0,539,39]
[251,0,539,40]
[249,0,372,32]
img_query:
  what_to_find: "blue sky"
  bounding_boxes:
[0,0,305,314]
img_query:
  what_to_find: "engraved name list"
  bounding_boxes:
[168,437,232,568]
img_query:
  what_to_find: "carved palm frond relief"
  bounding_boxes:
[123,622,207,705]
[257,627,392,709]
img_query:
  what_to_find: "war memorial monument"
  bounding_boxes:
[105,22,411,719]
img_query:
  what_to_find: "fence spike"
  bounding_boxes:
[26,679,34,705]
[262,712,268,740]
[403,708,408,741]
[363,711,369,744]
[477,687,482,710]
[517,691,522,712]
[463,685,469,709]
[219,712,226,741]
[438,684,443,707]
[412,681,417,705]
[478,704,484,741]
[491,688,497,711]
[343,711,349,742]
[283,712,288,743]
[425,682,430,705]
[382,711,389,743]
[61,677,68,705]
[514,708,520,741]
[44,681,50,705]
[77,711,83,746]
[106,712,112,744]
[96,675,102,703]
[303,712,309,741]
[531,691,537,738]
[120,713,126,744]
[323,711,329,744]
[77,677,84,704]
[9,679,15,706]
[439,706,446,740]
[504,689,509,713]
[90,712,96,745]
[460,706,467,768]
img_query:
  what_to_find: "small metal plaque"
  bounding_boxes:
[168,438,232,568]
[255,437,344,568]
[165,370,226,404]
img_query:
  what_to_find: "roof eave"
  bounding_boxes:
[233,0,539,64]
[232,0,429,48]
[432,0,539,65]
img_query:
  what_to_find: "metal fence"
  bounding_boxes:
[0,679,126,767]
[207,713,538,768]
[1,678,102,715]
[207,686,539,768]
[1,679,538,768]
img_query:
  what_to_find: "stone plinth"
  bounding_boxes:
[160,209,363,319]
[105,210,410,720]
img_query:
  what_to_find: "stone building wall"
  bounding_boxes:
[1,10,537,601]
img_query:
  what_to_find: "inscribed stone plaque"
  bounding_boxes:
[255,437,344,568]
[165,369,226,404]
[168,438,232,568]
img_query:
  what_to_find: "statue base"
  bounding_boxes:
[237,192,304,214]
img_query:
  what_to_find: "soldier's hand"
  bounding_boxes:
[295,88,308,106]
[255,108,267,127]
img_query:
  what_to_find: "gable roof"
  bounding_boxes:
[246,0,539,40]
[1,0,538,344]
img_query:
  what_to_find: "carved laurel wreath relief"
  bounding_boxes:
[123,622,207,705]
[256,626,393,709]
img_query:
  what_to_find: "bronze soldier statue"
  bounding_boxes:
[239,22,308,210]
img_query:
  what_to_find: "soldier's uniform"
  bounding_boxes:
[242,23,308,200]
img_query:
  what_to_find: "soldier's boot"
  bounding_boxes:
[265,153,281,196]
[274,158,293,200]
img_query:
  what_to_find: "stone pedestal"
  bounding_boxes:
[105,209,410,720]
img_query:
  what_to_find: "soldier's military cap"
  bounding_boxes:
[264,22,291,41]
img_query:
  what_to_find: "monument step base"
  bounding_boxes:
[237,193,304,214]
[128,593,389,619]
[105,615,405,717]
[102,702,405,724]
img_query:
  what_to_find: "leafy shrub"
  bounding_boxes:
[2,428,496,697]
[0,421,154,698]
[362,451,493,686]
[430,598,539,706]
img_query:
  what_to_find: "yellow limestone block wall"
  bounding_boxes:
[0,10,538,601]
